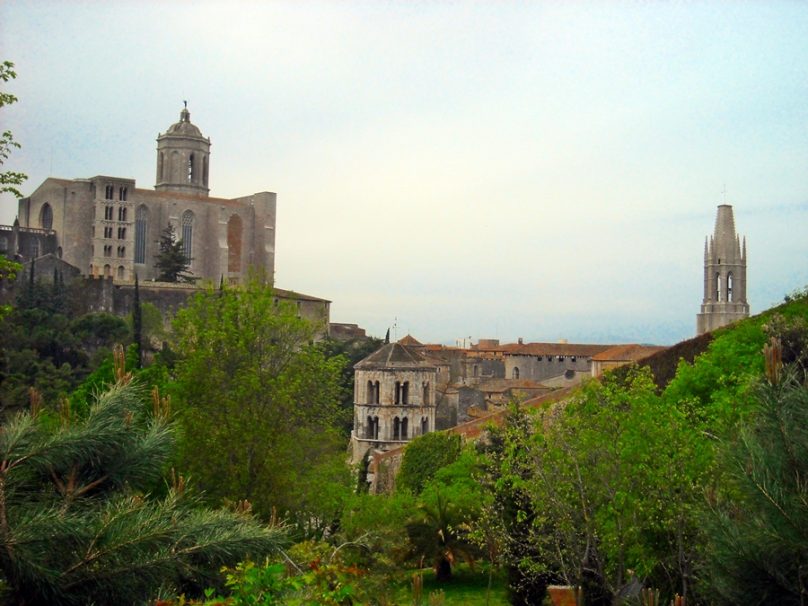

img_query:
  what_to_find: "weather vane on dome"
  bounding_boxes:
[183,99,188,109]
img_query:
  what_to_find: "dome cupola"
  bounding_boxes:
[155,104,211,196]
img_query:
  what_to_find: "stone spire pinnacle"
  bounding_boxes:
[697,204,749,335]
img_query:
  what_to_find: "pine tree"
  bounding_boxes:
[0,360,285,605]
[154,223,195,283]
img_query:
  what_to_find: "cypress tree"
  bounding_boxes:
[133,273,143,368]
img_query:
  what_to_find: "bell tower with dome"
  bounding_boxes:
[155,104,211,196]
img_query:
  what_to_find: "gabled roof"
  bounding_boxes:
[355,342,434,370]
[397,334,423,346]
[591,344,667,362]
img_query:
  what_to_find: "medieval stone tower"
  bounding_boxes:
[155,105,211,196]
[696,204,749,335]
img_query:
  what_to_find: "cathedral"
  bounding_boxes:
[9,106,276,285]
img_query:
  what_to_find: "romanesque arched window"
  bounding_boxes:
[135,205,148,263]
[421,416,428,436]
[393,417,401,440]
[367,381,374,404]
[402,381,409,405]
[716,273,722,302]
[117,266,125,280]
[366,416,375,439]
[227,214,243,273]
[119,187,127,201]
[513,367,520,379]
[181,210,194,261]
[373,381,380,404]
[103,264,112,277]
[422,382,429,405]
[394,381,401,405]
[188,153,195,182]
[105,185,114,200]
[401,418,408,440]
[727,272,734,302]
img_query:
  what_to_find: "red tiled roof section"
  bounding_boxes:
[591,344,668,362]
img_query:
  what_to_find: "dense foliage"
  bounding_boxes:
[171,277,349,528]
[155,223,196,283]
[0,371,285,605]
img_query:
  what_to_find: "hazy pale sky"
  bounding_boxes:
[2,1,807,345]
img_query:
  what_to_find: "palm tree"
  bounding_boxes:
[406,489,477,582]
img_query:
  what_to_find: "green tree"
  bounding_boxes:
[0,375,285,605]
[706,359,808,604]
[155,223,195,283]
[397,431,462,494]
[1,61,27,198]
[171,277,347,523]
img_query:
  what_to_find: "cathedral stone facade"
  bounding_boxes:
[696,204,749,335]
[13,107,276,285]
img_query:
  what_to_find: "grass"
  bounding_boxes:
[393,564,510,605]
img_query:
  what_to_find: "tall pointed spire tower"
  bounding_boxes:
[696,204,749,335]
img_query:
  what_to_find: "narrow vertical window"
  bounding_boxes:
[181,210,194,261]
[716,273,722,302]
[374,381,380,404]
[188,153,195,182]
[395,381,401,405]
[727,272,734,302]
[117,266,125,280]
[422,382,429,405]
[202,155,209,186]
[135,205,148,263]
[393,417,401,440]
[367,381,374,404]
[401,418,408,440]
[421,416,428,436]
[513,367,520,379]
[402,381,409,404]
[40,203,53,230]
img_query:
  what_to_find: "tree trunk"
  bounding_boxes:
[435,557,452,582]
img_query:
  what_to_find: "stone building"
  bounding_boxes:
[12,106,276,285]
[350,342,438,465]
[696,204,749,335]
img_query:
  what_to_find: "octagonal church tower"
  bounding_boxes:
[351,342,438,465]
[696,204,749,335]
[155,104,211,196]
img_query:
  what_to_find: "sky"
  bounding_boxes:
[1,1,807,346]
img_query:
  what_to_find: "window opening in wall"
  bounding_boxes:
[30,241,39,259]
[118,207,127,221]
[373,381,380,404]
[117,227,126,240]
[104,226,113,239]
[103,245,112,257]
[158,152,164,181]
[395,381,401,405]
[117,266,125,280]
[473,365,478,377]
[188,154,195,182]
[104,205,113,220]
[135,205,148,263]
[119,187,127,201]
[512,367,520,379]
[103,264,111,277]
[716,273,722,302]
[422,382,429,406]
[401,417,408,440]
[393,417,401,440]
[727,272,734,302]
[117,246,125,258]
[105,185,113,200]
[181,210,194,261]
[402,381,409,405]
[421,416,428,436]
[202,155,209,186]
[40,203,53,230]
